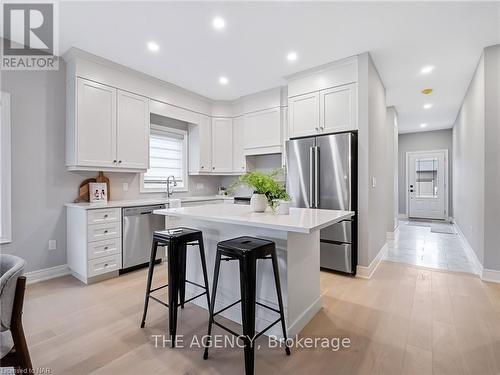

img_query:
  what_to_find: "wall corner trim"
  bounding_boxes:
[25,264,70,284]
[356,243,388,279]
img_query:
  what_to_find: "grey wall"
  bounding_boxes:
[483,45,500,271]
[0,66,221,273]
[387,107,399,231]
[453,53,485,265]
[398,129,453,216]
[357,53,392,268]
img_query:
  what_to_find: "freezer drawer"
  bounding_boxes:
[320,242,352,273]
[320,220,352,243]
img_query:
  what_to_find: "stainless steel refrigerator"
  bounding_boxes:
[286,132,357,274]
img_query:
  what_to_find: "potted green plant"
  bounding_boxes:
[232,170,291,213]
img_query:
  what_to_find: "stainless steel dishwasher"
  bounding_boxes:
[122,204,166,273]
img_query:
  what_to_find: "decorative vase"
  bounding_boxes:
[276,200,291,215]
[250,193,267,212]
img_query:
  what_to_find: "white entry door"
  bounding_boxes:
[407,150,448,220]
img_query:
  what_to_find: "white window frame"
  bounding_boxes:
[1,92,12,244]
[140,124,189,193]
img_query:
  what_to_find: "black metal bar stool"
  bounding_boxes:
[140,227,211,347]
[203,236,290,375]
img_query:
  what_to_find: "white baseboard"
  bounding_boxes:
[356,243,388,279]
[386,231,395,240]
[482,269,500,283]
[453,223,482,276]
[25,264,70,284]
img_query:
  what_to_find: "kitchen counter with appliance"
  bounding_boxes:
[153,203,353,338]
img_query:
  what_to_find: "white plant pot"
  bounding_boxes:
[250,193,267,212]
[276,200,291,215]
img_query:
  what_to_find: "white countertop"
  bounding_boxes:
[153,203,354,234]
[65,195,232,210]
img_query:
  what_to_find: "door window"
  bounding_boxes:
[415,157,438,198]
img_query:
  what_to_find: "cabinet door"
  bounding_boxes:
[199,115,212,172]
[288,92,320,138]
[211,118,233,173]
[76,78,117,168]
[232,116,246,173]
[116,90,149,170]
[244,107,281,151]
[320,83,357,133]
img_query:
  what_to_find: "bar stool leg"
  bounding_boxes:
[197,235,211,309]
[167,240,179,348]
[140,239,158,328]
[240,255,257,375]
[203,251,222,360]
[271,251,291,355]
[178,243,187,309]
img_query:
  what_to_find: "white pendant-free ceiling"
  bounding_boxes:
[57,2,499,133]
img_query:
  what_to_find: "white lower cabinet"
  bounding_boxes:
[67,207,122,284]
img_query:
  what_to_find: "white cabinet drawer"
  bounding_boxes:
[88,222,121,242]
[88,253,121,277]
[88,238,121,260]
[87,208,121,225]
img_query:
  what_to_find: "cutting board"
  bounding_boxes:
[74,172,111,202]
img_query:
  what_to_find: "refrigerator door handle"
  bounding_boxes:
[314,146,320,208]
[309,146,314,208]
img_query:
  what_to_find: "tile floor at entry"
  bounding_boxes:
[384,220,477,275]
[23,262,500,374]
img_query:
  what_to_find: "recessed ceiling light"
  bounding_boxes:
[423,103,434,109]
[421,88,433,95]
[287,52,298,62]
[420,123,428,128]
[420,65,435,74]
[147,41,159,52]
[213,17,225,30]
[219,76,228,85]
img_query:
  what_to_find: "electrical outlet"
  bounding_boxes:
[123,183,129,192]
[48,240,57,251]
[196,183,204,190]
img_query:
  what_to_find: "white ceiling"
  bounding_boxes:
[56,1,499,133]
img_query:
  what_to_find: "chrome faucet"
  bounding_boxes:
[166,175,177,198]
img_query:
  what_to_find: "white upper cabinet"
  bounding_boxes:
[188,115,212,174]
[76,79,117,168]
[243,107,281,155]
[68,78,150,172]
[320,83,357,134]
[116,90,149,169]
[211,118,233,173]
[288,91,320,138]
[232,116,246,173]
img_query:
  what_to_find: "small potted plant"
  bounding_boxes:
[232,170,291,213]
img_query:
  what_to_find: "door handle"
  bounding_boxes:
[309,147,314,208]
[314,146,319,208]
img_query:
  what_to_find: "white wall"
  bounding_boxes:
[0,65,222,273]
[357,53,391,268]
[387,107,399,232]
[483,45,500,271]
[398,129,453,216]
[453,54,485,265]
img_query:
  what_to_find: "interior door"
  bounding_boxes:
[286,137,315,208]
[408,150,447,219]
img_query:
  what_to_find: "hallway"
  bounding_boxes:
[384,220,477,275]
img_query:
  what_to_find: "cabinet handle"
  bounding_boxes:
[242,166,245,170]
[104,263,108,267]
[118,160,122,164]
[113,160,117,163]
[212,166,215,170]
[104,246,108,250]
[104,230,108,234]
[104,214,108,218]
[201,165,204,169]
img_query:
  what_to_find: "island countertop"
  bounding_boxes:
[154,203,354,233]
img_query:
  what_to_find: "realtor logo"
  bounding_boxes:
[2,2,59,70]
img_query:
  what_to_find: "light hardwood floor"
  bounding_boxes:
[22,261,500,375]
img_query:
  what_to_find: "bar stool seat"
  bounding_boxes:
[203,236,290,375]
[140,227,210,348]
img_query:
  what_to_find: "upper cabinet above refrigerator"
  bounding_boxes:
[286,57,358,139]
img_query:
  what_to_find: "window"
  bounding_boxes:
[141,125,188,192]
[0,92,12,243]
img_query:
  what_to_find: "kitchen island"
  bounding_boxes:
[154,203,354,338]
